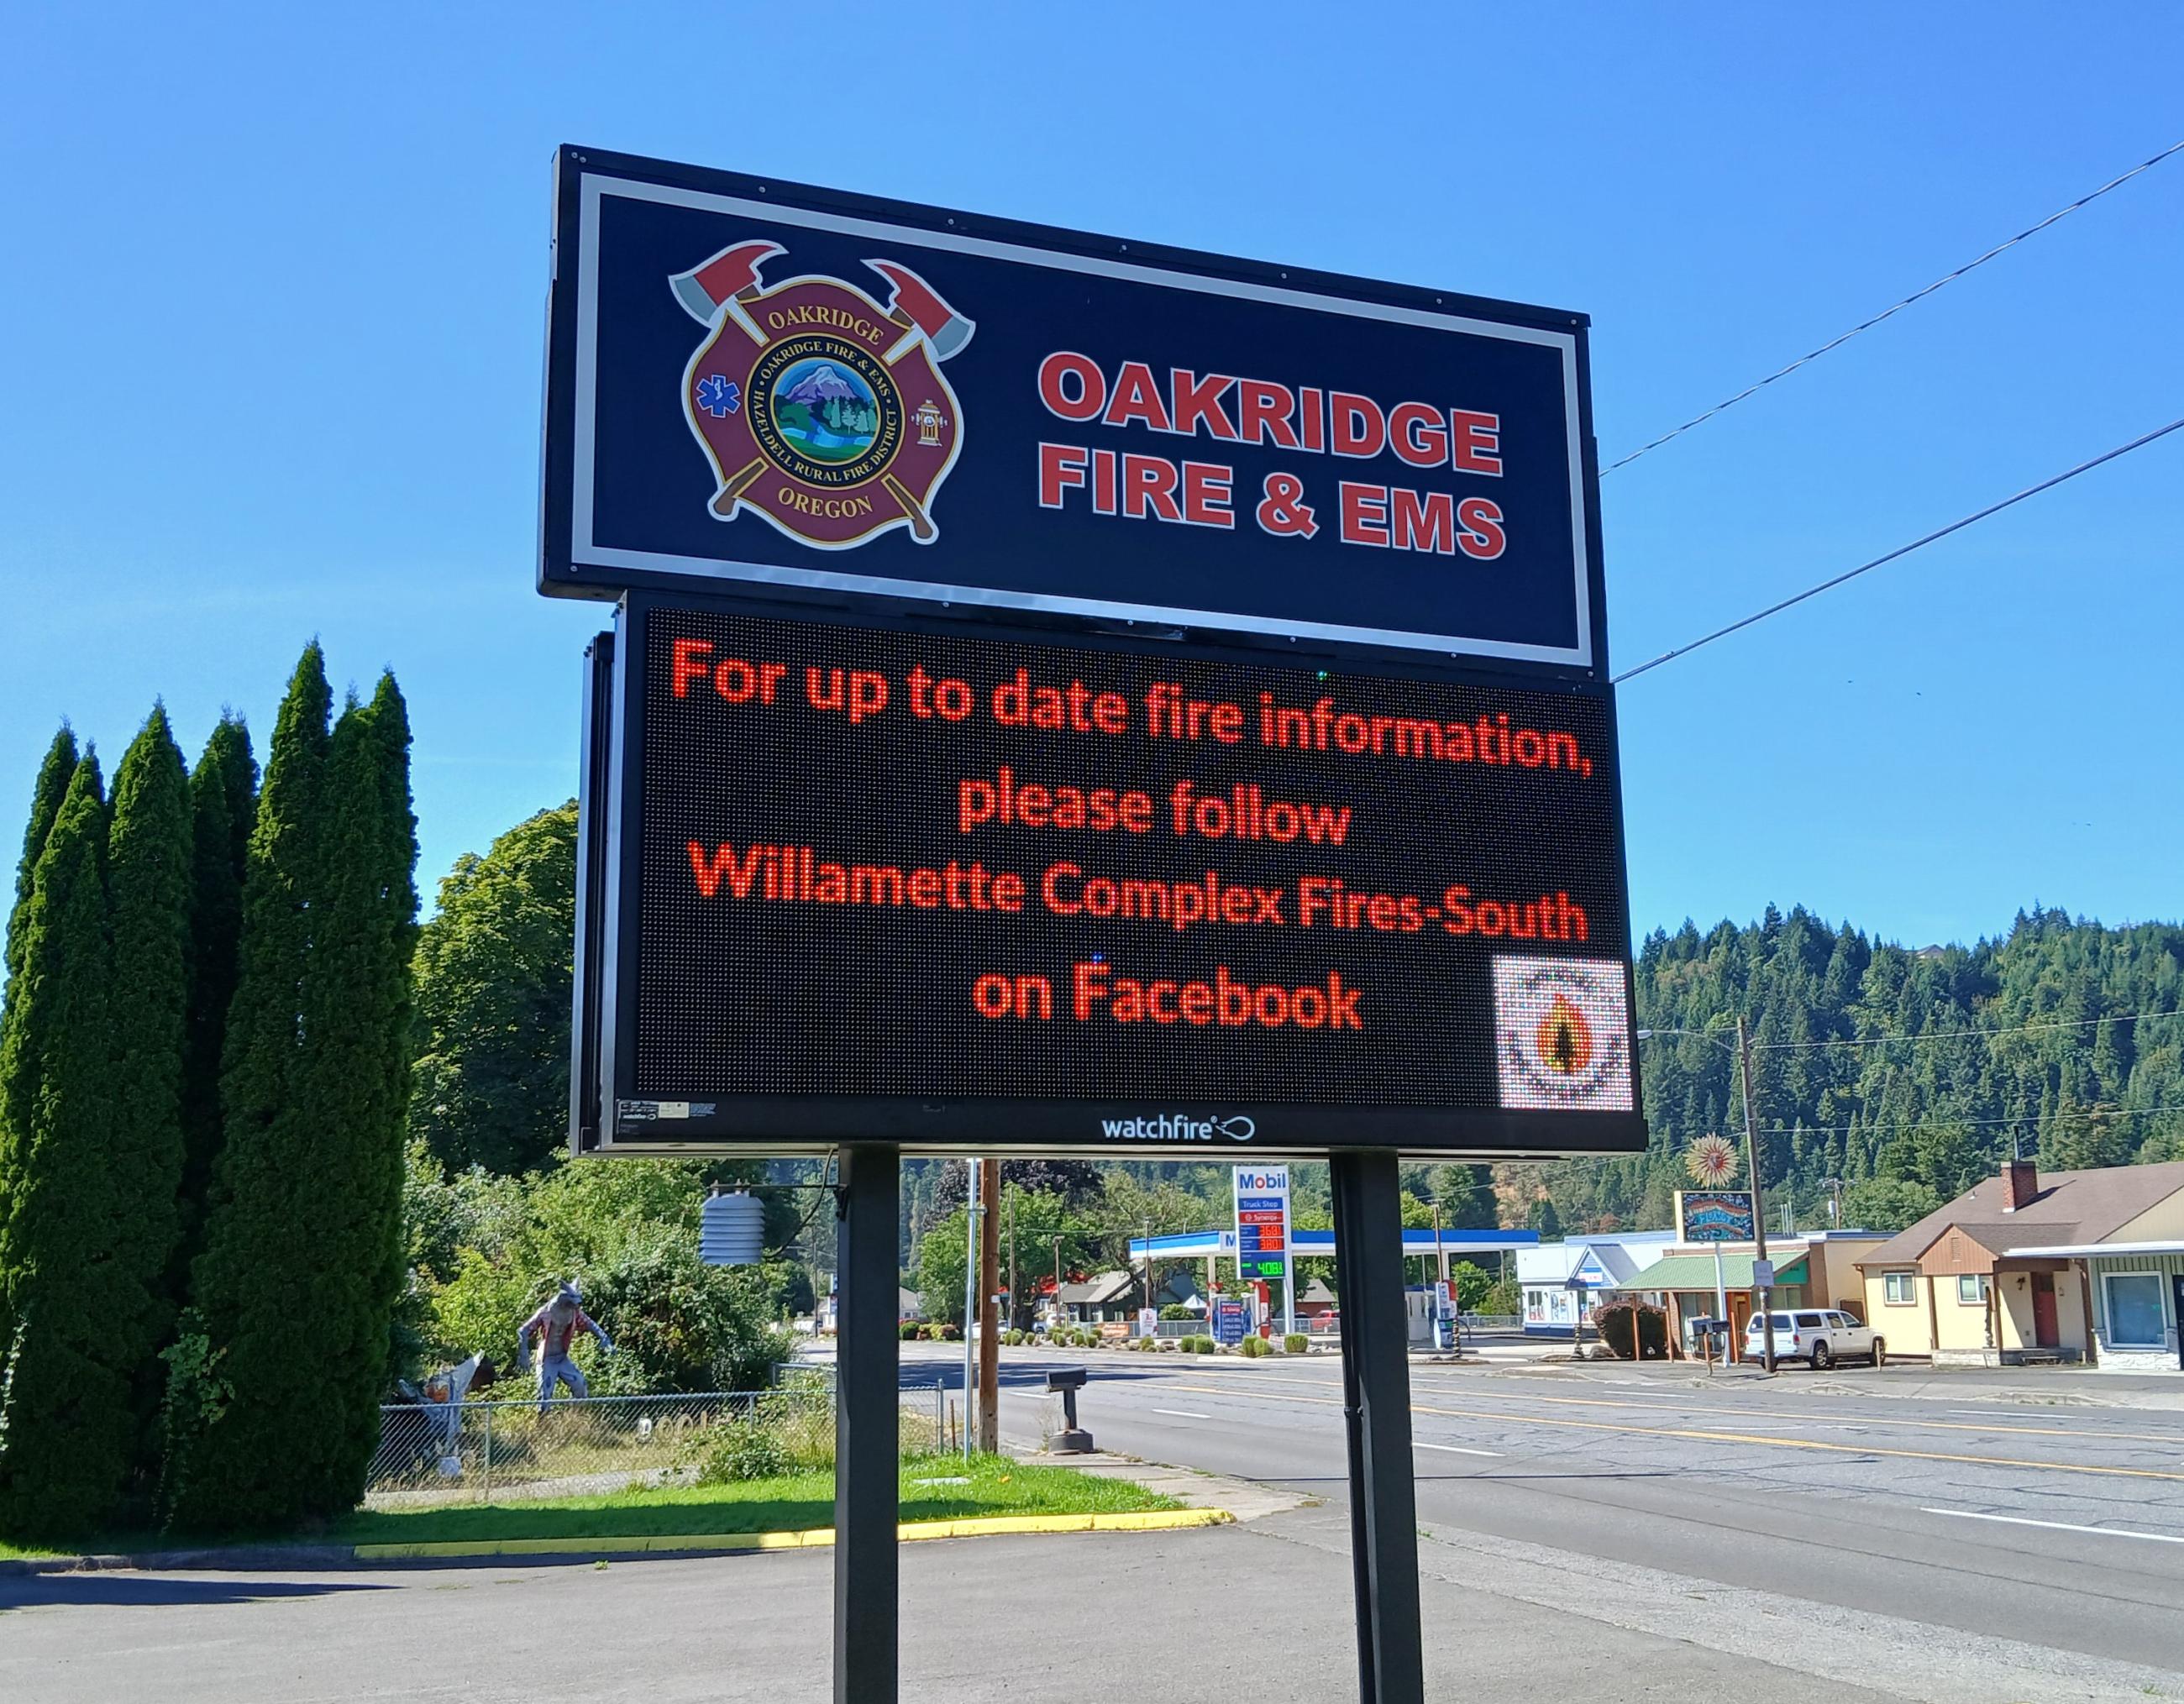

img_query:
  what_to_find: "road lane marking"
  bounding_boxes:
[1152,1409,1211,1421]
[1415,1442,1504,1457]
[1922,1507,2184,1545]
[1149,1380,2184,1484]
[1397,1373,2184,1447]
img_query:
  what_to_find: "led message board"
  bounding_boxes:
[575,600,1645,1156]
[541,146,1604,671]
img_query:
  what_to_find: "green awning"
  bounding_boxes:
[1614,1251,1809,1292]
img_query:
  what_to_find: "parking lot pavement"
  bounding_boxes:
[0,1517,1884,1704]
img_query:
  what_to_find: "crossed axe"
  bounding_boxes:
[670,242,974,532]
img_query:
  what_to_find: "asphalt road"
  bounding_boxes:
[8,1348,2182,1701]
[907,1342,2184,1675]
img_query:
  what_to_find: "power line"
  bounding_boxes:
[1604,139,2184,473]
[1612,417,2184,683]
[1754,1008,2176,1053]
[1741,1105,2178,1140]
[1651,1008,2176,1054]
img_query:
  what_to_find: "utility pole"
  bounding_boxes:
[978,1157,1000,1452]
[1141,1216,1153,1319]
[962,1160,979,1457]
[1738,1016,1777,1374]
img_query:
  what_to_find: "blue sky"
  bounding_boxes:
[3,5,2177,947]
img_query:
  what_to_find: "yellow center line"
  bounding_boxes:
[1148,1381,2184,1484]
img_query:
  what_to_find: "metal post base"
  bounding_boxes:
[1332,1150,1427,1704]
[834,1145,900,1704]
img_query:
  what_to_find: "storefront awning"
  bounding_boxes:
[1613,1251,1809,1292]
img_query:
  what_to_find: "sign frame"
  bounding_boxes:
[541,144,1610,677]
[572,587,1647,1161]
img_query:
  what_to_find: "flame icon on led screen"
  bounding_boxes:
[1535,994,1595,1077]
[1491,957,1633,1113]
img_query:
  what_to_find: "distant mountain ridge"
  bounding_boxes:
[1536,904,2184,1234]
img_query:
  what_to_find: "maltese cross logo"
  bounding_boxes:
[670,241,973,550]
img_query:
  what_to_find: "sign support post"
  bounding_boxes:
[1332,1151,1426,1704]
[834,1144,900,1704]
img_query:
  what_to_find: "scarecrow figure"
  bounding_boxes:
[516,1282,614,1411]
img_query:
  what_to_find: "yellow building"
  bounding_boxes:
[1854,1159,2184,1367]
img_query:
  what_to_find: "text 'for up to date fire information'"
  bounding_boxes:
[635,607,1635,1116]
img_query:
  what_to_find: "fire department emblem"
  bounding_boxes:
[1491,956,1634,1113]
[671,241,973,549]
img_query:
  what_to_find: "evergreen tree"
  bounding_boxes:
[6,727,78,987]
[103,709,195,1489]
[171,659,419,1528]
[0,758,134,1538]
[0,726,80,1355]
[175,716,255,1262]
[172,648,332,1529]
[299,675,417,1512]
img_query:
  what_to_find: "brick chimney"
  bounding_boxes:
[2000,1159,2039,1213]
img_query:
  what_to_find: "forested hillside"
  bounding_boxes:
[1536,905,2184,1235]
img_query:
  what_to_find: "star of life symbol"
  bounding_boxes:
[696,375,740,418]
[1492,956,1634,1112]
[671,241,974,550]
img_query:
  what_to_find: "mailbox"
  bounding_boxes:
[1045,1366,1093,1453]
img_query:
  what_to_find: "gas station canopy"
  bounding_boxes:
[1129,1229,1537,1261]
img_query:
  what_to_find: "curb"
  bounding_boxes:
[1,1508,1232,1574]
[354,1507,1231,1560]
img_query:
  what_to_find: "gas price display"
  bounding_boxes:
[585,602,1642,1155]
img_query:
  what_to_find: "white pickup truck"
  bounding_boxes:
[1745,1308,1884,1369]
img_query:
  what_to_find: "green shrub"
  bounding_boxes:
[694,1392,832,1483]
[899,1321,921,1341]
[1240,1335,1270,1358]
[1158,1303,1194,1321]
[697,1413,789,1483]
[1284,1334,1309,1355]
[1478,1278,1523,1317]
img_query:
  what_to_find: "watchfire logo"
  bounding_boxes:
[1100,1112,1257,1143]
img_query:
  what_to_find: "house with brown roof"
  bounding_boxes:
[1854,1158,2184,1368]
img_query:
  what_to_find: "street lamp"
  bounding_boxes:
[1635,1021,1779,1373]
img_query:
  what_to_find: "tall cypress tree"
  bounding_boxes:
[0,726,81,1356]
[105,707,195,1492]
[174,648,330,1529]
[6,727,78,987]
[0,757,133,1539]
[174,716,256,1266]
[293,675,418,1513]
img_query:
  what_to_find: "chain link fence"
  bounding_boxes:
[366,1376,947,1507]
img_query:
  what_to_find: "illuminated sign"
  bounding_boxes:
[1677,1190,1756,1244]
[573,600,1643,1155]
[1235,1166,1291,1281]
[542,146,1603,670]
